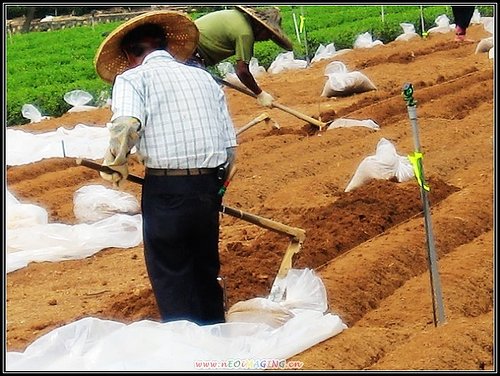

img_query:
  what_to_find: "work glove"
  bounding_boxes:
[256,91,274,108]
[100,117,141,187]
[100,148,129,187]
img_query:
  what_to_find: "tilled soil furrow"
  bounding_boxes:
[316,176,492,325]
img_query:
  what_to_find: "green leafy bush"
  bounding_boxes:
[7,21,117,125]
[6,5,494,126]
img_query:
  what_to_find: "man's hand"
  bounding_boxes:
[100,148,129,187]
[99,117,141,187]
[256,91,274,108]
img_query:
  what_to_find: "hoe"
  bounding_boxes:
[212,75,331,131]
[76,158,306,303]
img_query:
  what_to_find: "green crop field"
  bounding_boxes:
[5,5,493,126]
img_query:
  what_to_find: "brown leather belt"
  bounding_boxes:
[146,167,218,176]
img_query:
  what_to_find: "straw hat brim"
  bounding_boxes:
[94,11,199,84]
[235,6,293,51]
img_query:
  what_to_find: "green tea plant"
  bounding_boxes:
[7,21,118,126]
[6,5,493,126]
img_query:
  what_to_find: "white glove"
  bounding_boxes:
[100,148,129,187]
[100,117,141,187]
[256,91,274,108]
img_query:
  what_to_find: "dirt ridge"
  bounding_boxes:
[6,25,494,370]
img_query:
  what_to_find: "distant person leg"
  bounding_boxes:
[452,6,475,42]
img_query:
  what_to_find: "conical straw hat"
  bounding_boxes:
[235,6,293,51]
[94,10,199,83]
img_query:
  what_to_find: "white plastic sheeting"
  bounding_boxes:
[227,298,295,328]
[6,126,347,371]
[6,269,347,371]
[21,104,50,123]
[471,8,482,24]
[311,44,353,64]
[427,14,454,35]
[267,51,307,74]
[6,189,143,273]
[345,138,414,192]
[475,37,494,54]
[481,16,494,35]
[311,43,337,63]
[6,190,48,229]
[395,23,420,42]
[6,124,110,166]
[74,185,141,223]
[6,213,143,273]
[476,17,495,59]
[353,32,384,49]
[327,118,380,131]
[321,61,377,97]
[64,90,98,113]
[217,58,266,89]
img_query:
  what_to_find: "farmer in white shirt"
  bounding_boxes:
[94,11,237,325]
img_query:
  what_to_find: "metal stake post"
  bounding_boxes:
[402,83,446,327]
[420,6,428,38]
[300,6,310,66]
[291,7,301,44]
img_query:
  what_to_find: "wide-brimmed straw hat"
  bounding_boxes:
[94,10,199,83]
[235,6,293,51]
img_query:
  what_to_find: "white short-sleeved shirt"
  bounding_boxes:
[111,50,237,169]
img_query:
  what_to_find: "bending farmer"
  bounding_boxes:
[192,6,293,108]
[94,11,238,325]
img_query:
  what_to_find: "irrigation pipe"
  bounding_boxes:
[402,82,446,327]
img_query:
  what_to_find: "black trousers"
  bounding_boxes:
[452,6,475,31]
[141,172,225,325]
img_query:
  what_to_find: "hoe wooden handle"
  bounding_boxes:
[76,158,306,240]
[272,102,326,130]
[220,205,306,241]
[213,76,326,130]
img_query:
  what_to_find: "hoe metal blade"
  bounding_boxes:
[268,235,305,303]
